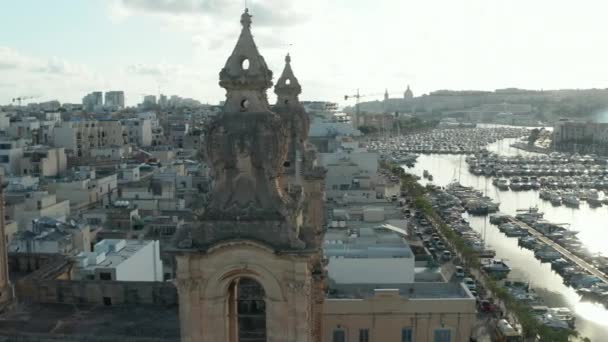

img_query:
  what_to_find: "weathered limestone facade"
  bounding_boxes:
[171,9,324,342]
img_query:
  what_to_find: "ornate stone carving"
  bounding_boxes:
[175,278,201,294]
[286,280,310,295]
[168,8,308,251]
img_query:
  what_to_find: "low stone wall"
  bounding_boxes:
[8,253,67,276]
[15,279,177,306]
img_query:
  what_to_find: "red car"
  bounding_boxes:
[478,300,497,313]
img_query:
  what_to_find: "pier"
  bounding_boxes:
[507,217,608,284]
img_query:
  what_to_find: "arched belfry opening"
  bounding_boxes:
[228,277,266,342]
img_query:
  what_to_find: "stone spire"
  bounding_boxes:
[274,53,309,144]
[185,9,304,250]
[384,88,389,101]
[274,54,302,103]
[219,8,273,112]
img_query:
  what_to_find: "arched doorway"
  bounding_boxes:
[228,277,266,342]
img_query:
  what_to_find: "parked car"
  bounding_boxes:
[436,241,445,250]
[442,251,452,261]
[455,266,465,278]
[463,277,477,290]
[478,300,497,313]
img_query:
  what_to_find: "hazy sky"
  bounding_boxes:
[2,0,608,106]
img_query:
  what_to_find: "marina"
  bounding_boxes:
[385,130,608,340]
[369,126,529,156]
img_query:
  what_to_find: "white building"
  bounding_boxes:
[324,225,415,284]
[104,91,125,109]
[123,118,152,146]
[83,91,103,112]
[72,239,163,282]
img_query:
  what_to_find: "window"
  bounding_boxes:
[99,272,112,280]
[0,156,9,163]
[359,328,369,342]
[332,329,346,342]
[434,329,451,342]
[401,328,413,342]
[228,277,266,342]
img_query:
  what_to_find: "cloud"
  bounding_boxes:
[0,47,33,70]
[32,57,93,76]
[127,63,187,77]
[116,0,312,27]
[0,47,93,77]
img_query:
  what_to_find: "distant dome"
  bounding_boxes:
[404,85,413,100]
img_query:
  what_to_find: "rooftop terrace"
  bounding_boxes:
[327,282,473,300]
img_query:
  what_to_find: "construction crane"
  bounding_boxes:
[11,96,37,106]
[344,89,386,128]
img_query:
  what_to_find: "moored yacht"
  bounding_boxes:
[496,178,509,190]
[562,193,580,207]
[509,177,522,191]
[482,259,511,278]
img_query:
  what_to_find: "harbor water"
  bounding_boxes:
[407,138,608,341]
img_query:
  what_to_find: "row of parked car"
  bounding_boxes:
[407,205,492,308]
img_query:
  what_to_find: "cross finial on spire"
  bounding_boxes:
[241,8,252,29]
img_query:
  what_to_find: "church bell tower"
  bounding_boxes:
[171,9,324,342]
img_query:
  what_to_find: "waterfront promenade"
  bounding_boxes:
[507,217,608,284]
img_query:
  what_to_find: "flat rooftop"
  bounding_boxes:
[76,239,152,271]
[324,226,412,258]
[97,239,148,268]
[327,282,473,300]
[0,303,179,341]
